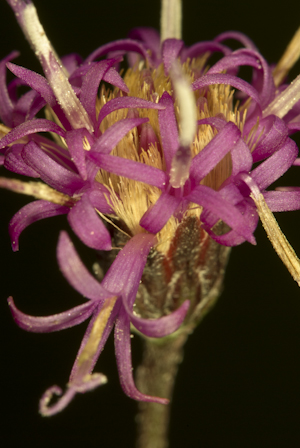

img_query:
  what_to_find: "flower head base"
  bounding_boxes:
[2,0,300,415]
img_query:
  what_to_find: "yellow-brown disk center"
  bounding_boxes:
[95,58,247,254]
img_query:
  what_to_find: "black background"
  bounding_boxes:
[1,1,300,447]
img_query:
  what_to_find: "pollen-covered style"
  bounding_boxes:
[2,0,300,417]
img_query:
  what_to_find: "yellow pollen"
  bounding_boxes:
[95,59,248,254]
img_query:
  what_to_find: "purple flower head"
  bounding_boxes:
[2,0,300,415]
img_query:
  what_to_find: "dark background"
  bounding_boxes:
[1,0,300,447]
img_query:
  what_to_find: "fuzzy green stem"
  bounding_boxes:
[135,332,188,448]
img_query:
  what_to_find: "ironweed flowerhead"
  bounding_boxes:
[2,0,300,416]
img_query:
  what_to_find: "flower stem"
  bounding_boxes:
[135,332,188,448]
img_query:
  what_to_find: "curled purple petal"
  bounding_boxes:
[22,141,85,195]
[158,91,179,172]
[97,97,165,128]
[92,117,148,154]
[214,31,258,51]
[103,233,156,294]
[88,185,114,214]
[88,152,167,189]
[264,190,300,212]
[124,299,190,337]
[7,62,56,107]
[86,39,151,64]
[162,39,184,74]
[183,41,231,61]
[188,185,256,244]
[57,231,114,300]
[39,385,76,417]
[140,192,181,234]
[190,122,241,183]
[0,119,66,150]
[192,73,261,110]
[251,138,298,189]
[230,138,253,176]
[128,27,161,65]
[0,51,20,126]
[69,300,121,383]
[251,115,289,162]
[80,59,116,125]
[9,200,69,251]
[39,372,107,417]
[8,297,97,333]
[4,143,40,177]
[67,193,112,251]
[103,66,129,92]
[65,128,91,180]
[114,310,169,404]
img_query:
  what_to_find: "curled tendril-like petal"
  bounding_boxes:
[39,372,107,416]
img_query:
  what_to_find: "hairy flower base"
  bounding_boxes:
[2,0,300,415]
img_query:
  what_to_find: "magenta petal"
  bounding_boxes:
[197,116,227,131]
[124,299,190,337]
[97,97,164,128]
[7,62,56,107]
[0,51,20,126]
[88,153,167,189]
[8,297,97,333]
[230,138,253,176]
[128,27,161,65]
[61,53,83,75]
[39,386,76,417]
[4,143,40,177]
[69,301,120,383]
[188,185,255,244]
[139,122,161,152]
[92,117,148,154]
[22,141,85,195]
[65,128,90,180]
[80,59,116,125]
[190,122,241,183]
[251,138,298,189]
[202,202,258,246]
[8,63,70,129]
[192,73,261,109]
[0,118,66,150]
[9,200,69,251]
[12,89,45,126]
[162,39,184,74]
[251,115,289,162]
[67,193,112,251]
[57,231,114,300]
[140,192,181,234]
[287,121,300,134]
[214,31,258,51]
[201,183,244,226]
[88,185,113,214]
[103,233,156,293]
[114,309,169,404]
[183,41,231,61]
[264,190,300,212]
[103,66,129,92]
[86,39,151,64]
[158,92,179,172]
[207,49,275,107]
